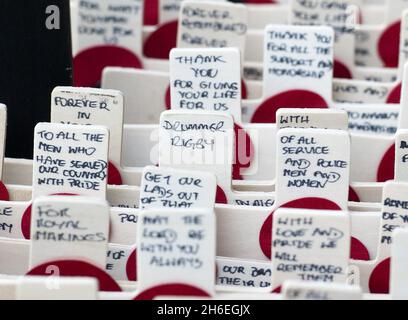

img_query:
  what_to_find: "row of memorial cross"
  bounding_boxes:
[2,0,408,300]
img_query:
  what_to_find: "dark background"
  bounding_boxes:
[0,0,73,159]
